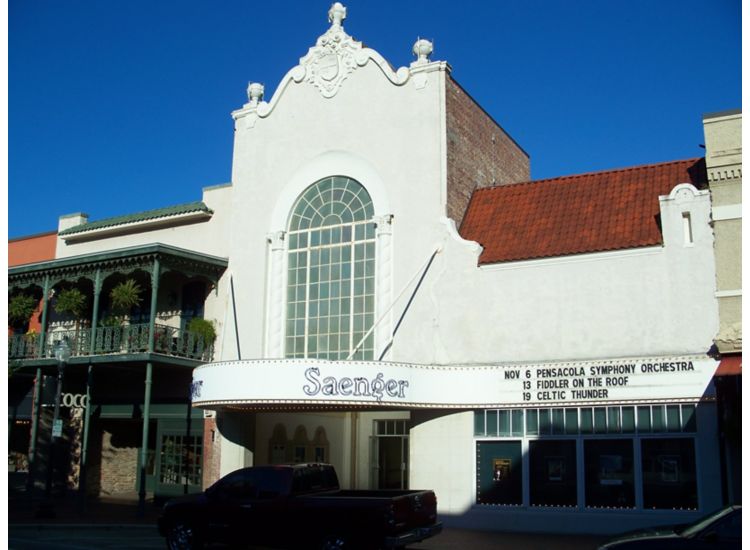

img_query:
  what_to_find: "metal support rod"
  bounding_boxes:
[37,276,51,358]
[137,361,153,518]
[89,269,102,355]
[26,368,43,492]
[377,248,440,361]
[230,276,242,360]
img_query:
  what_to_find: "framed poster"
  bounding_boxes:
[599,455,623,485]
[493,458,511,482]
[546,457,565,482]
[659,455,680,483]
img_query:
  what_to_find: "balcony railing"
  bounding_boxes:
[8,323,213,363]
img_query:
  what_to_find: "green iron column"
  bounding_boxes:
[138,259,159,517]
[26,367,44,492]
[37,276,51,358]
[79,268,102,509]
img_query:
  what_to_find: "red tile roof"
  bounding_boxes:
[459,158,707,265]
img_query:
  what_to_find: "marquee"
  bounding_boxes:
[190,356,718,411]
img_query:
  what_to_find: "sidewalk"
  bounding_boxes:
[9,473,161,525]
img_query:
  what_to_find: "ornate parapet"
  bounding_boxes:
[232,3,448,128]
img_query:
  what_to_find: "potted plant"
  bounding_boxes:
[110,279,143,314]
[187,318,217,345]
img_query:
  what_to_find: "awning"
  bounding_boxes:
[715,355,742,376]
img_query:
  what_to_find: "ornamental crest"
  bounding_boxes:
[299,3,366,98]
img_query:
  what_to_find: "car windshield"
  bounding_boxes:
[678,506,736,537]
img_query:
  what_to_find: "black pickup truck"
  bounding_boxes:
[158,463,442,550]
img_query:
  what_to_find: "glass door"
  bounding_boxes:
[372,420,408,490]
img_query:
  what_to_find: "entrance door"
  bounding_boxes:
[154,420,204,497]
[372,420,408,489]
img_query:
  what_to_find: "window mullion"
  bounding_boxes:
[304,230,311,358]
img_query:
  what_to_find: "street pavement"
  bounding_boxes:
[9,474,607,550]
[8,524,608,550]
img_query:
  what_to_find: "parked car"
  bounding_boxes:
[598,505,741,549]
[158,463,442,549]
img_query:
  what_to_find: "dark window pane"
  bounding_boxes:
[476,441,523,505]
[539,409,551,435]
[474,411,486,436]
[641,438,697,510]
[565,409,578,434]
[498,410,510,436]
[622,407,635,433]
[584,439,635,509]
[526,409,539,436]
[511,410,524,437]
[607,408,620,433]
[637,406,651,433]
[530,440,577,507]
[580,409,593,434]
[653,407,666,432]
[486,410,498,436]
[594,408,607,433]
[551,409,564,434]
[666,406,681,432]
[681,405,696,432]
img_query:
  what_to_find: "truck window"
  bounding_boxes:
[292,466,339,493]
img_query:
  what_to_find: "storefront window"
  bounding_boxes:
[476,441,522,505]
[530,440,577,507]
[584,439,635,509]
[641,438,697,510]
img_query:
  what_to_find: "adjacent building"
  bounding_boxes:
[9,3,740,534]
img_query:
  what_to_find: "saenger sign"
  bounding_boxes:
[190,356,718,410]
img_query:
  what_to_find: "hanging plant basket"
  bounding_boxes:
[54,288,87,318]
[8,293,37,326]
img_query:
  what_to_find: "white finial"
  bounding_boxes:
[328,2,346,28]
[247,82,264,107]
[412,38,433,65]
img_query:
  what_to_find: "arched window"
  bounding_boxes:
[286,176,375,360]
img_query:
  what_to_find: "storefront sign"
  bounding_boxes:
[61,393,88,409]
[191,355,718,410]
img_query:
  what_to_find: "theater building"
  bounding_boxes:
[9,3,738,534]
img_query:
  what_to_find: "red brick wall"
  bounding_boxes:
[202,416,222,489]
[99,423,141,495]
[445,76,530,225]
[9,231,57,267]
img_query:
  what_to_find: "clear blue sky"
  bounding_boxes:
[9,0,741,238]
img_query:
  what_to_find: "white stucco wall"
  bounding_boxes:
[390,184,718,365]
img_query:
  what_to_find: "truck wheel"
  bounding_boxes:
[318,533,350,550]
[165,522,202,550]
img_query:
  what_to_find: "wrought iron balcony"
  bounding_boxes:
[8,323,214,363]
